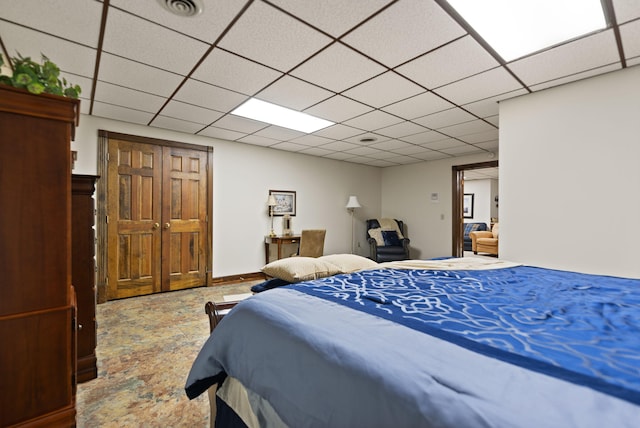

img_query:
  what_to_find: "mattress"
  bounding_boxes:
[186,259,640,427]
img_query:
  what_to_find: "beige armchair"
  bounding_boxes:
[470,223,499,256]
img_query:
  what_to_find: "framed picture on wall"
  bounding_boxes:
[269,190,296,216]
[463,193,474,219]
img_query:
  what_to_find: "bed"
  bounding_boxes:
[185,257,640,427]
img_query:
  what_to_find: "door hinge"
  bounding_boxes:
[105,215,109,224]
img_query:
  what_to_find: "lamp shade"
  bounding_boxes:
[345,195,361,209]
[267,195,277,206]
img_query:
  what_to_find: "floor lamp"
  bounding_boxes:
[345,196,361,254]
[267,195,277,237]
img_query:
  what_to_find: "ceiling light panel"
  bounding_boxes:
[447,0,607,61]
[231,98,334,133]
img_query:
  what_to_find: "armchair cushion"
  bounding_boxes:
[366,218,410,262]
[381,230,402,246]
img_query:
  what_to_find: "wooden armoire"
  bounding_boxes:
[0,85,79,426]
[72,174,99,383]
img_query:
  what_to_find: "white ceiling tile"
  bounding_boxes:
[381,91,455,119]
[103,8,209,75]
[397,35,499,89]
[342,72,424,108]
[237,135,280,147]
[509,30,621,86]
[256,76,334,110]
[111,0,248,44]
[613,0,640,23]
[0,22,96,79]
[475,140,500,152]
[304,95,373,122]
[174,79,248,112]
[94,82,166,113]
[457,129,500,144]
[343,110,403,130]
[269,0,393,37]
[384,155,423,165]
[620,20,640,60]
[92,102,154,125]
[359,159,397,167]
[1,0,103,46]
[485,115,499,127]
[370,139,414,151]
[422,138,465,150]
[324,152,356,161]
[291,43,386,93]
[529,63,621,92]
[438,120,496,138]
[440,145,485,156]
[298,147,336,157]
[462,89,528,117]
[401,130,450,145]
[342,0,466,68]
[435,67,524,105]
[254,126,305,141]
[313,124,364,140]
[198,126,245,141]
[627,56,640,66]
[160,100,224,125]
[150,115,204,133]
[411,150,451,161]
[213,115,268,134]
[218,1,331,72]
[98,53,184,97]
[344,146,384,156]
[375,121,429,138]
[192,48,282,95]
[270,141,308,152]
[413,107,477,129]
[391,145,434,156]
[318,141,361,151]
[289,135,334,147]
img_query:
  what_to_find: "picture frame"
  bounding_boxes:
[463,193,474,219]
[269,190,296,216]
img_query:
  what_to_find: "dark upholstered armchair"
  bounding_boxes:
[463,222,488,251]
[366,219,410,262]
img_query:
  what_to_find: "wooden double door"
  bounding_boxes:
[103,133,212,300]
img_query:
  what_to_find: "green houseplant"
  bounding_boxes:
[0,52,81,99]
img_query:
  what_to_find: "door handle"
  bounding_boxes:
[164,223,171,229]
[152,223,160,230]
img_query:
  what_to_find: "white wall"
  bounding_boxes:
[72,115,382,277]
[500,66,640,278]
[381,152,499,260]
[463,179,493,226]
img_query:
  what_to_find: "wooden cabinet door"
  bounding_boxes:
[162,147,208,291]
[106,139,209,299]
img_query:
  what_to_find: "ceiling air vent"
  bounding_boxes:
[157,0,203,17]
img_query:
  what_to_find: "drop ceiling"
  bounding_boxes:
[1,0,638,167]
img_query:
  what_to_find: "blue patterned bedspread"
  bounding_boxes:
[289,266,640,404]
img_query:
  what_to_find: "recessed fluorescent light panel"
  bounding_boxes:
[231,98,334,133]
[447,0,607,61]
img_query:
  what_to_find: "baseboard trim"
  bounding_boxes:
[210,272,265,286]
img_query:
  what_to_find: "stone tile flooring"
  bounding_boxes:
[76,282,256,427]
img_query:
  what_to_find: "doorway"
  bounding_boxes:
[451,160,498,257]
[96,131,213,301]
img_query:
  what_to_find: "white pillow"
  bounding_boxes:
[262,257,341,283]
[319,254,379,273]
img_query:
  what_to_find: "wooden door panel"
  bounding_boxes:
[163,147,207,291]
[107,140,162,299]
